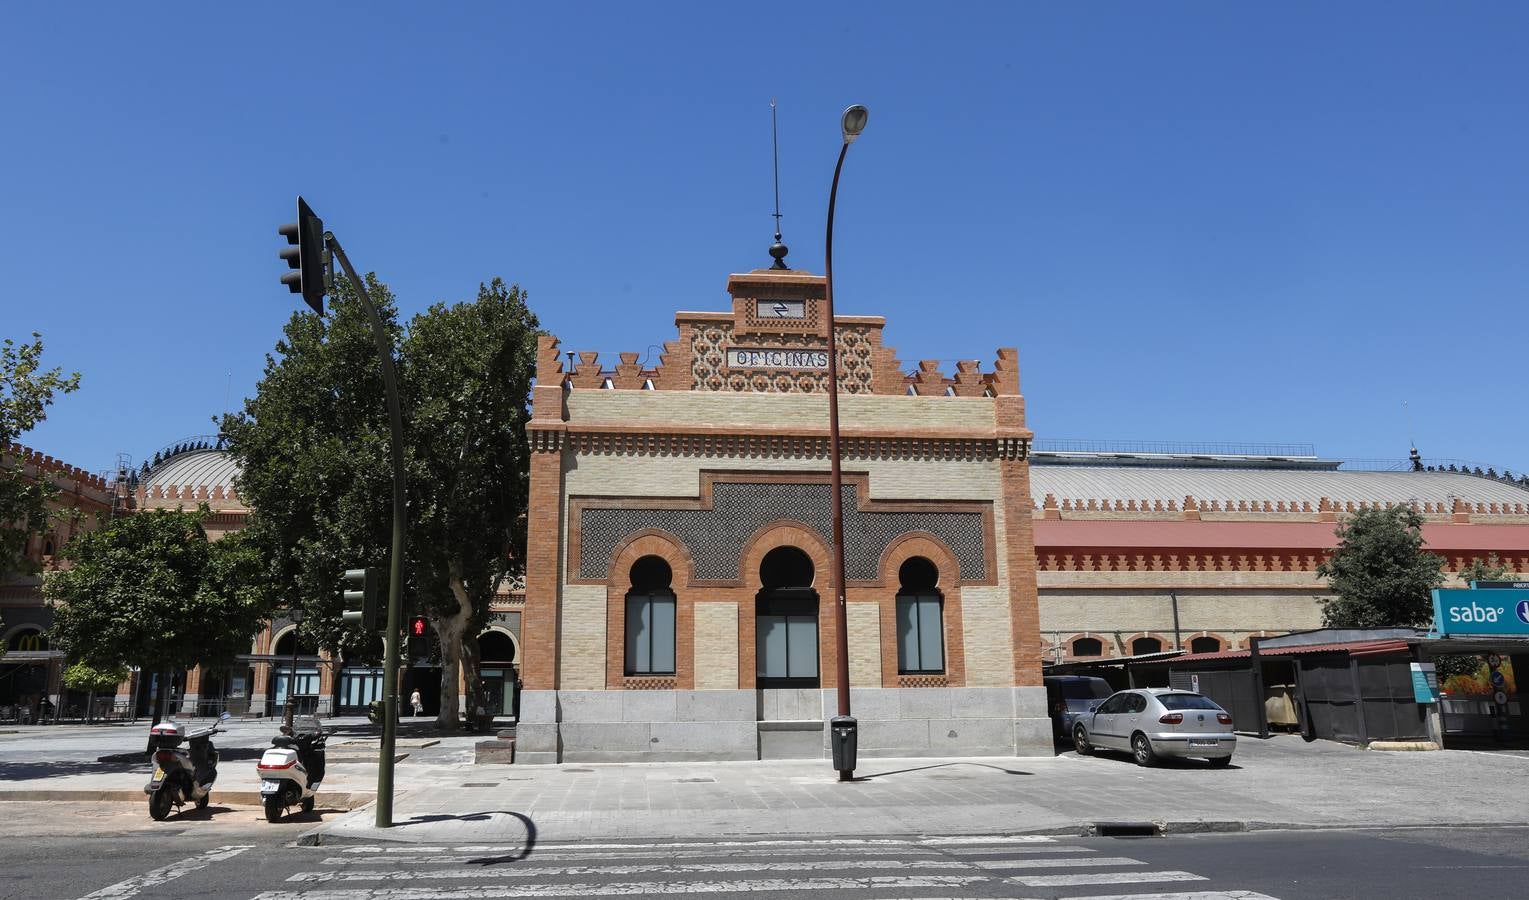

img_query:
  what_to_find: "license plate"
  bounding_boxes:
[1189,739,1219,748]
[153,768,164,780]
[261,780,281,792]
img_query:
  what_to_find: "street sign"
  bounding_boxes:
[1495,691,1509,705]
[1410,662,1439,704]
[1432,588,1529,636]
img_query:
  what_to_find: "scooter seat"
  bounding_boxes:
[271,735,298,748]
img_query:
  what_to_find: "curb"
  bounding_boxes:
[0,789,375,807]
[295,817,1529,848]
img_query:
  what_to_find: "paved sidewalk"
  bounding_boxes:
[302,735,1529,846]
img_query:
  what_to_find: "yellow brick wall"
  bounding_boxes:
[566,390,996,432]
[958,586,1015,686]
[846,602,882,687]
[1037,589,1328,638]
[558,583,608,690]
[693,602,739,689]
[565,453,1002,502]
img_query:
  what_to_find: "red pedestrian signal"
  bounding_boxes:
[407,615,429,658]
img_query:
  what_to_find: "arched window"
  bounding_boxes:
[1131,636,1163,655]
[1071,637,1103,658]
[895,557,944,674]
[1190,636,1222,654]
[6,629,47,652]
[624,556,676,676]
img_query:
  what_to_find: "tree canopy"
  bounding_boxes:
[0,332,81,578]
[45,509,276,679]
[222,275,539,726]
[1317,505,1445,629]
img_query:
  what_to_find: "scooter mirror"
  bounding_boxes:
[218,711,232,721]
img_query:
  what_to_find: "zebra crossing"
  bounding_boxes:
[250,835,1281,900]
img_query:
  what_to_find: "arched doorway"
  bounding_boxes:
[479,629,520,718]
[268,628,320,717]
[755,546,819,688]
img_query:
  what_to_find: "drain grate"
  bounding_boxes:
[462,782,500,788]
[1091,821,1162,837]
[675,777,715,783]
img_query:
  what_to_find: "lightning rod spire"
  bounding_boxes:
[769,99,789,269]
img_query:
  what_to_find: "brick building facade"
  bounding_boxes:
[515,268,1053,762]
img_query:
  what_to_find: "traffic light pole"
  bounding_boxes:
[326,234,407,828]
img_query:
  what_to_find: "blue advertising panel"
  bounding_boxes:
[1432,588,1529,636]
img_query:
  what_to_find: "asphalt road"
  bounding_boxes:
[4,812,1529,900]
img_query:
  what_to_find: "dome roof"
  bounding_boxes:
[143,449,240,494]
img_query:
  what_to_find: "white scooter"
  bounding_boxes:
[145,711,231,820]
[256,719,327,822]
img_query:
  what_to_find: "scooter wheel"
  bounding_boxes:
[264,797,283,823]
[196,793,210,810]
[149,790,173,821]
[301,797,315,813]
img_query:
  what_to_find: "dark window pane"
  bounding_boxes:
[1159,693,1222,711]
[1072,638,1103,657]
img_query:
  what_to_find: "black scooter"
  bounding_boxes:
[145,711,230,820]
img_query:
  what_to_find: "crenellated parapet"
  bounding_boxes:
[4,442,110,493]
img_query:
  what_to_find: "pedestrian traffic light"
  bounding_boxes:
[341,567,379,630]
[278,196,327,315]
[408,615,429,658]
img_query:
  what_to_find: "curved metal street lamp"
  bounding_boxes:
[824,104,867,782]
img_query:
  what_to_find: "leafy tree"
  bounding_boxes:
[45,508,276,722]
[222,275,538,727]
[62,660,130,693]
[1456,554,1511,587]
[0,333,81,578]
[1317,505,1445,628]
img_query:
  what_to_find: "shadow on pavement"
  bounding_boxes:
[390,810,537,864]
[0,758,142,780]
[856,761,1033,780]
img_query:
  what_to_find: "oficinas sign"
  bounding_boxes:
[725,348,829,370]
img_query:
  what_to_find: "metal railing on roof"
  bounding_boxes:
[1033,438,1316,458]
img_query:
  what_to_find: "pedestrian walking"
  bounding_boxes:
[410,688,423,717]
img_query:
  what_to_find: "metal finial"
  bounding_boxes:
[769,99,789,269]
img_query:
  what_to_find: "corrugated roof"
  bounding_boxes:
[143,450,240,492]
[1030,465,1529,507]
[1168,639,1412,663]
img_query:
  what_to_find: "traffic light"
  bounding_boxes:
[278,196,327,315]
[408,615,429,658]
[341,567,379,630]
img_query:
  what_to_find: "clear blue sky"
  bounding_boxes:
[6,4,1528,476]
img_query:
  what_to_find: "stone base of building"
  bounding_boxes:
[514,687,1051,764]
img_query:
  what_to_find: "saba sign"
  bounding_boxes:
[1432,587,1529,636]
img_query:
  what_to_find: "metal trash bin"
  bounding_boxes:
[829,715,858,774]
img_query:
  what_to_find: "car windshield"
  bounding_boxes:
[1056,681,1113,700]
[1158,693,1222,711]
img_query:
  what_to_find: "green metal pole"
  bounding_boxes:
[326,234,407,828]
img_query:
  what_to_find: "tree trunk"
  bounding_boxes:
[434,571,475,729]
[461,631,483,728]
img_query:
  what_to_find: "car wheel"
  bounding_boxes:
[1132,732,1157,767]
[1208,755,1232,768]
[1073,724,1092,755]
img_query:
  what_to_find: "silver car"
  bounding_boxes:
[1072,688,1236,767]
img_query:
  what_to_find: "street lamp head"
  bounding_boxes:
[840,105,869,144]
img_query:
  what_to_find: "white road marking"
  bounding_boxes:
[971,855,1144,870]
[1035,893,1279,900]
[336,835,1054,854]
[251,874,991,899]
[76,844,253,900]
[293,858,974,882]
[322,845,1096,866]
[1012,869,1210,887]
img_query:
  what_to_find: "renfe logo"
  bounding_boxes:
[1449,602,1503,624]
